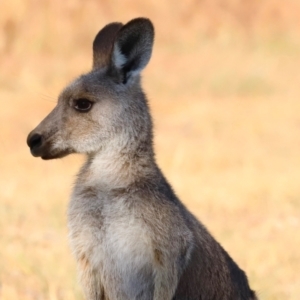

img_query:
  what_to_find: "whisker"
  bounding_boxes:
[39,93,57,103]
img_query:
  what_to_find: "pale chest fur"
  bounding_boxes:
[68,189,154,298]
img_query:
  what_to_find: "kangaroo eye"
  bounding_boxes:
[73,99,93,112]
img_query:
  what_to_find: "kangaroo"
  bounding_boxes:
[27,18,257,300]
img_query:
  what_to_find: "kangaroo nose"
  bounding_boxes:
[27,133,43,152]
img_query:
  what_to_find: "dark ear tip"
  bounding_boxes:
[93,22,123,51]
[128,17,153,25]
[123,17,154,34]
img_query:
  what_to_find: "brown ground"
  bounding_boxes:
[1,1,300,299]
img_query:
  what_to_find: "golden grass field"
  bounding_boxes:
[1,1,300,299]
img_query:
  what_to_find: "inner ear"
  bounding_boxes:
[110,18,154,83]
[93,22,123,70]
[119,31,142,58]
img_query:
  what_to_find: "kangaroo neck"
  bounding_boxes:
[77,139,157,190]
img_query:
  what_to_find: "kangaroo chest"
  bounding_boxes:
[68,191,154,299]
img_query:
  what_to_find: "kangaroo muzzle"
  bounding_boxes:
[27,129,71,160]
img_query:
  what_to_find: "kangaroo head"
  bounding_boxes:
[27,18,154,160]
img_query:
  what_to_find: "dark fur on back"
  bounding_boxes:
[121,172,257,300]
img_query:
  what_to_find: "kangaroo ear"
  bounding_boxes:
[93,22,123,70]
[110,18,154,84]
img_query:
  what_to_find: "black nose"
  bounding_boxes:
[27,133,43,150]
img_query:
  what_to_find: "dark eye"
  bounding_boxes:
[73,99,93,112]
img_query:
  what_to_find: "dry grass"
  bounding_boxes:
[1,1,300,299]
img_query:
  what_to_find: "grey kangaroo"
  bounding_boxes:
[27,18,257,300]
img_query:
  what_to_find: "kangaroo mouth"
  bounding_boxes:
[30,143,72,160]
[27,130,73,160]
[40,148,72,160]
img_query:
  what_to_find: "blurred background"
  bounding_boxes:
[1,0,300,299]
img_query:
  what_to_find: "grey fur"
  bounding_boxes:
[27,18,257,300]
